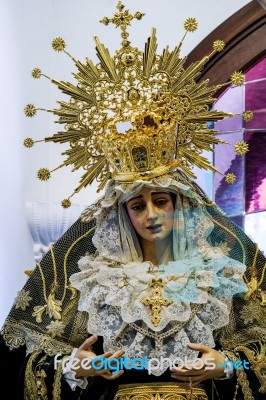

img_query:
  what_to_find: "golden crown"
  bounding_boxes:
[23,1,252,207]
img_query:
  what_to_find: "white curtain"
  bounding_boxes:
[26,202,86,262]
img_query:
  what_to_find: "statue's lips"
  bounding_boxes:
[146,224,162,233]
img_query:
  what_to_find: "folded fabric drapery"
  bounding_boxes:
[26,202,86,262]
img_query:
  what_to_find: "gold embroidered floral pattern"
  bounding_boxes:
[46,320,65,338]
[235,344,266,394]
[14,289,32,311]
[32,292,62,324]
[240,300,265,325]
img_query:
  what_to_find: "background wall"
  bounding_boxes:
[0,0,251,325]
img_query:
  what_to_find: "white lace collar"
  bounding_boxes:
[70,255,246,375]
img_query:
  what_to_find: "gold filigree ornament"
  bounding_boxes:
[113,382,208,400]
[23,1,253,207]
[235,344,266,394]
[141,278,172,326]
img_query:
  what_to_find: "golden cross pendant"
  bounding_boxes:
[141,278,172,326]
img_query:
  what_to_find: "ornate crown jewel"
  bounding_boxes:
[24,1,252,207]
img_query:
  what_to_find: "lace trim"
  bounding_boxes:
[1,318,73,355]
[128,303,200,353]
[71,255,246,332]
[70,254,247,376]
[81,173,200,222]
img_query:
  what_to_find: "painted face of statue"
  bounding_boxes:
[125,187,175,244]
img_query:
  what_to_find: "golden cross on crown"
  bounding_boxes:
[100,1,145,46]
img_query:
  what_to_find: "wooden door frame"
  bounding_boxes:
[186,0,266,95]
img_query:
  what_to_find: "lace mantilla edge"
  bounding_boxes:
[71,256,246,331]
[81,173,202,223]
[1,318,73,356]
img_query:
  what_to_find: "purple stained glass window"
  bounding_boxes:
[245,57,266,81]
[213,55,266,225]
[214,85,244,132]
[230,215,244,230]
[214,132,244,217]
[212,55,266,241]
[245,131,266,213]
[245,80,266,130]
